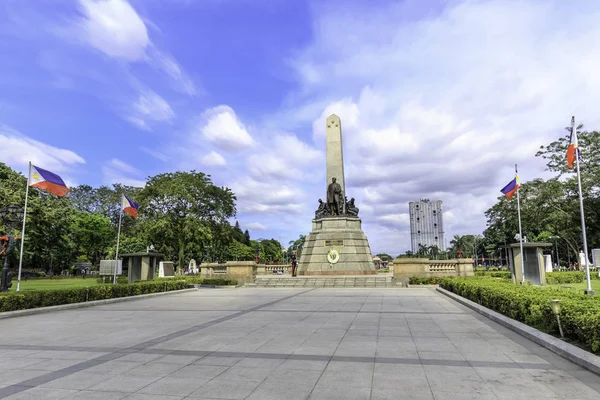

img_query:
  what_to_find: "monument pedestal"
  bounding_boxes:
[298,216,375,275]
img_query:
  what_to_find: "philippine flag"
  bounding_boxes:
[122,194,139,218]
[30,165,69,196]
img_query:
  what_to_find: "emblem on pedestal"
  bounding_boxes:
[327,249,340,264]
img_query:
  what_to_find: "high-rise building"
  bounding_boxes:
[409,198,445,253]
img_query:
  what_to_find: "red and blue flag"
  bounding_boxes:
[29,165,69,196]
[500,169,520,200]
[122,194,139,218]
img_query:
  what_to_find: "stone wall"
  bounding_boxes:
[393,258,474,279]
[199,262,293,283]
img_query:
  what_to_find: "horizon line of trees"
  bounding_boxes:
[0,165,288,275]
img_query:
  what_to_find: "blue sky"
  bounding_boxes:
[2,0,600,255]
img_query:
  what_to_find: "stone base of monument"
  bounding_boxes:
[298,216,375,275]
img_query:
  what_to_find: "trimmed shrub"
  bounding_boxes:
[0,280,190,313]
[409,277,444,285]
[474,271,512,279]
[440,277,600,354]
[546,272,586,285]
[148,277,238,286]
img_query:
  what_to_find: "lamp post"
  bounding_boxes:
[0,205,24,292]
[549,299,564,338]
[255,246,260,264]
[549,236,560,270]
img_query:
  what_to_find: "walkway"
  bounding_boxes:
[0,288,598,399]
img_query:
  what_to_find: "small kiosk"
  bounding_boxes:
[122,251,164,284]
[504,242,551,285]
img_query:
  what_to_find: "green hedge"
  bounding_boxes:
[546,272,586,284]
[142,277,238,286]
[440,277,600,354]
[0,281,190,313]
[474,271,512,279]
[409,277,444,285]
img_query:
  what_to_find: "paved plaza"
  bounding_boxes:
[0,288,599,400]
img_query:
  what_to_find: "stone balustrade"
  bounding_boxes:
[392,258,474,279]
[198,262,292,283]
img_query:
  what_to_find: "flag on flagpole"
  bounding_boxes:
[500,174,520,200]
[30,165,69,196]
[122,194,139,218]
[567,117,580,169]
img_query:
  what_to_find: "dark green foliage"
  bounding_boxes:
[474,271,512,279]
[546,272,586,284]
[0,281,190,312]
[408,277,444,285]
[148,277,237,285]
[440,277,600,354]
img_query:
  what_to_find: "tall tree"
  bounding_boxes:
[139,171,236,268]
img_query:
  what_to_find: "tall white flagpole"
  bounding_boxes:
[113,199,123,285]
[515,164,526,284]
[16,162,32,292]
[572,117,594,294]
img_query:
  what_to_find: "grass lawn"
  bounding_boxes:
[9,278,107,292]
[548,279,600,294]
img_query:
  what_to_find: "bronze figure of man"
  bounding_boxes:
[327,177,343,215]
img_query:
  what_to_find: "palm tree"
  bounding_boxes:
[288,234,306,259]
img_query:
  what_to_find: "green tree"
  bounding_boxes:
[139,171,236,268]
[376,253,392,261]
[71,212,114,266]
[288,234,306,260]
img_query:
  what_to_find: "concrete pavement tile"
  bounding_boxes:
[372,388,434,400]
[122,394,184,400]
[308,385,371,400]
[39,371,112,390]
[85,361,142,375]
[137,376,207,396]
[189,379,262,399]
[20,359,82,371]
[168,365,227,380]
[127,363,184,377]
[4,387,78,399]
[193,356,243,367]
[88,374,160,393]
[61,390,130,399]
[278,359,328,371]
[214,366,273,382]
[432,392,499,400]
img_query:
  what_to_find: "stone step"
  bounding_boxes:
[249,276,397,288]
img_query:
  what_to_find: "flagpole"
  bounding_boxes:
[113,208,123,285]
[515,164,526,284]
[16,162,32,292]
[572,117,594,294]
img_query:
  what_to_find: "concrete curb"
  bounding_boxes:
[436,287,600,376]
[0,288,198,320]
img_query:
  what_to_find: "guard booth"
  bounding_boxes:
[504,242,551,285]
[122,252,164,284]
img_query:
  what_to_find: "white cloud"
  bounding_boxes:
[270,0,600,254]
[102,158,146,187]
[201,151,227,167]
[0,125,85,174]
[140,146,169,161]
[246,222,267,231]
[230,178,305,215]
[247,133,323,181]
[74,0,196,94]
[200,106,254,152]
[133,90,174,121]
[78,0,150,62]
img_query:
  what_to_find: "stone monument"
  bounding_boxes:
[297,114,375,275]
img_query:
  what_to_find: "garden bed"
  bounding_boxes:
[440,277,600,355]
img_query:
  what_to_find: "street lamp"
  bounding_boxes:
[549,299,564,338]
[0,205,24,292]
